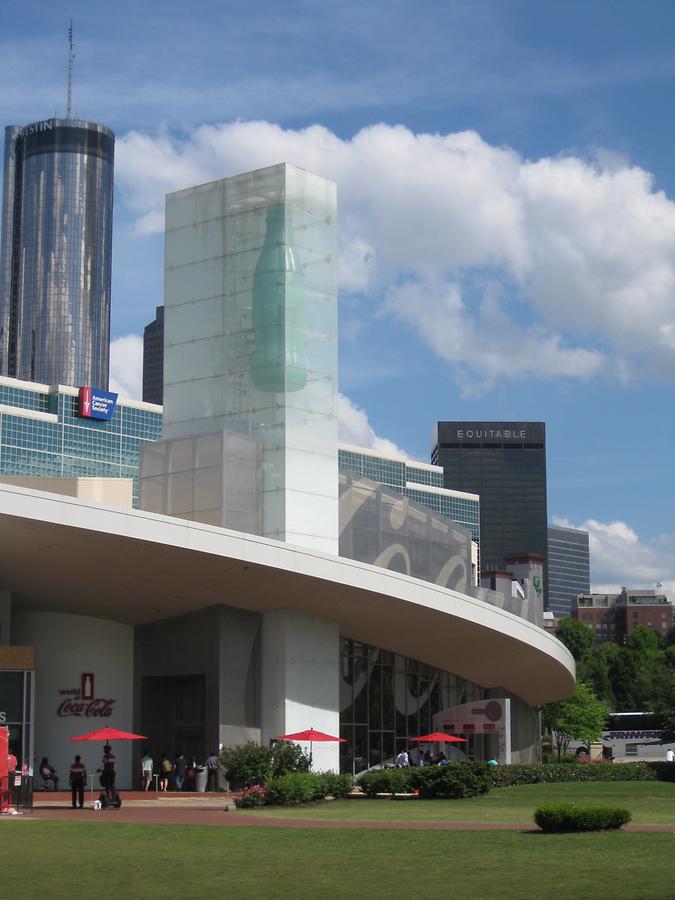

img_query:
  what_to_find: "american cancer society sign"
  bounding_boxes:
[78,386,118,421]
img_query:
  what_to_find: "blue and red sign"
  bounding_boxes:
[78,387,118,421]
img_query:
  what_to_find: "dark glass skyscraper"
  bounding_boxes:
[0,118,114,388]
[143,305,164,405]
[432,421,549,605]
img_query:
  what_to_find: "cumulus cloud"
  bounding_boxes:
[338,394,408,457]
[109,335,143,400]
[553,516,675,599]
[115,121,675,391]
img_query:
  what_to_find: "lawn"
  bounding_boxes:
[1,822,674,899]
[240,780,675,824]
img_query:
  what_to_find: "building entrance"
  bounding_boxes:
[141,675,206,766]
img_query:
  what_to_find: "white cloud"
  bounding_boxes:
[384,278,604,392]
[339,394,407,457]
[109,335,143,401]
[553,516,675,600]
[115,120,675,390]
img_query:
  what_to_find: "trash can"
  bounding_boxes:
[194,766,207,793]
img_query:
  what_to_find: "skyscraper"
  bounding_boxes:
[143,305,164,405]
[432,421,549,605]
[0,117,115,388]
[548,524,590,618]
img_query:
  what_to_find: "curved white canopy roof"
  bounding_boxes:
[0,483,574,705]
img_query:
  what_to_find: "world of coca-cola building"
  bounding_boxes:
[0,166,574,787]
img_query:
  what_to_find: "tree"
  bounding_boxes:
[580,649,614,710]
[555,618,595,662]
[652,670,675,742]
[542,682,609,759]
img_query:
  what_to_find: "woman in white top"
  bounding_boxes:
[141,750,154,791]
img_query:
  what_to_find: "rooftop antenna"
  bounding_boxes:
[66,19,75,119]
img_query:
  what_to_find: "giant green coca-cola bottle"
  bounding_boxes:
[251,203,307,392]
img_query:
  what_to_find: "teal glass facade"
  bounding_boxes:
[338,445,480,544]
[0,378,162,503]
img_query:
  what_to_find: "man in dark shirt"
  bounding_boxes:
[69,755,87,809]
[173,753,187,791]
[100,744,116,800]
[206,751,221,791]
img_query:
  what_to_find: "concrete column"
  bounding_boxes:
[261,610,340,772]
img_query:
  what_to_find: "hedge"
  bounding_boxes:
[489,763,657,787]
[358,769,412,797]
[317,771,354,799]
[645,761,675,782]
[358,763,491,799]
[263,771,354,806]
[534,803,631,832]
[409,763,491,799]
[266,772,321,806]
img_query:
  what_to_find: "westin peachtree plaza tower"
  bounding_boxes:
[0,117,114,389]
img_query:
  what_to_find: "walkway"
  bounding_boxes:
[5,794,672,832]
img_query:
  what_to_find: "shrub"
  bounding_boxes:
[234,784,268,809]
[266,772,321,806]
[221,742,272,789]
[488,762,656,787]
[646,761,675,782]
[410,763,491,799]
[270,741,312,777]
[221,740,313,789]
[319,771,353,798]
[357,769,412,797]
[534,803,631,833]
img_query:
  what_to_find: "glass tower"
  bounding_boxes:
[0,118,115,388]
[547,525,590,618]
[159,163,338,552]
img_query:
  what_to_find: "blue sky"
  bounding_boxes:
[2,0,675,593]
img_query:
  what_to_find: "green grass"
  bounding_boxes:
[241,781,675,824]
[1,822,674,899]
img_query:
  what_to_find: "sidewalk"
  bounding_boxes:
[32,789,232,808]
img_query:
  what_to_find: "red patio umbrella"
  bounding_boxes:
[409,732,466,743]
[276,728,345,763]
[66,727,147,804]
[66,727,147,742]
[410,732,466,764]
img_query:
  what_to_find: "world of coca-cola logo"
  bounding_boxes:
[57,674,116,718]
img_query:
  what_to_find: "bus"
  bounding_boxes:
[600,712,674,762]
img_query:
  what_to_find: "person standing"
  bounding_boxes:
[69,755,87,809]
[173,752,187,791]
[206,751,221,791]
[100,744,116,800]
[141,749,154,791]
[666,748,674,763]
[159,753,172,791]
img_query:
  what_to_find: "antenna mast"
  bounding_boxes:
[66,19,75,119]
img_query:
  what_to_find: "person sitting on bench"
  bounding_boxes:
[39,757,59,791]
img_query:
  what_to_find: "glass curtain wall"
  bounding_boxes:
[164,164,338,552]
[339,639,484,774]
